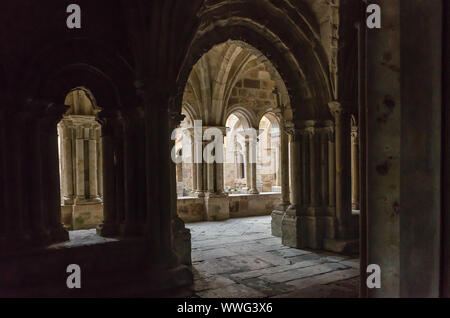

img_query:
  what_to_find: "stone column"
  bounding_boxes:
[97,127,103,200]
[190,133,197,194]
[194,130,205,196]
[41,105,69,242]
[280,126,290,206]
[204,127,229,221]
[307,122,319,207]
[248,136,259,194]
[114,116,125,226]
[88,136,100,201]
[74,133,85,202]
[97,111,119,236]
[60,123,74,205]
[326,101,357,250]
[169,110,192,266]
[271,120,290,237]
[351,125,360,210]
[245,138,251,192]
[320,123,332,208]
[328,127,336,208]
[281,123,304,248]
[122,110,139,236]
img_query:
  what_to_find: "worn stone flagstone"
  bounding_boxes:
[187,216,359,298]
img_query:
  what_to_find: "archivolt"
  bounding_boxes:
[176,0,332,121]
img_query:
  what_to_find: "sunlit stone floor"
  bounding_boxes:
[187,216,359,298]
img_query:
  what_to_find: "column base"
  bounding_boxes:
[195,191,205,198]
[72,203,104,230]
[281,206,339,250]
[281,213,305,249]
[62,197,74,205]
[248,188,259,195]
[323,238,359,254]
[204,193,229,221]
[271,203,289,237]
[172,216,192,266]
[271,210,284,237]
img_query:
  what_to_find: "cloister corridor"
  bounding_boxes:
[187,216,359,298]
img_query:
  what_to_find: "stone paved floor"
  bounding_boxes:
[186,216,360,298]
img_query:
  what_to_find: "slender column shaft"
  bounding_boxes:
[287,131,301,210]
[248,137,258,194]
[308,129,317,206]
[88,138,99,199]
[97,129,103,200]
[207,162,215,193]
[191,136,197,192]
[41,109,68,241]
[114,121,125,225]
[98,114,118,236]
[61,125,74,204]
[321,127,330,206]
[329,102,352,238]
[123,114,138,236]
[30,119,47,237]
[280,127,290,206]
[75,137,85,200]
[351,127,360,210]
[245,139,251,189]
[328,130,336,207]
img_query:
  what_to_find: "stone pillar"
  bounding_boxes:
[97,128,103,200]
[328,127,336,208]
[364,0,443,297]
[190,133,197,194]
[41,105,70,242]
[169,111,192,266]
[194,128,205,196]
[307,122,319,208]
[60,123,74,205]
[351,125,360,210]
[97,111,119,236]
[88,137,99,200]
[281,123,304,248]
[320,123,332,208]
[122,110,139,236]
[204,127,229,221]
[322,102,358,253]
[244,138,251,192]
[74,135,85,202]
[328,102,353,238]
[247,136,259,194]
[271,121,291,237]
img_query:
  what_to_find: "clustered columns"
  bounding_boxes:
[97,107,148,238]
[190,126,230,221]
[328,102,358,241]
[0,101,69,251]
[59,116,102,206]
[280,120,337,249]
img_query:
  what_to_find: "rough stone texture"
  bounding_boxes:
[177,197,205,222]
[187,216,359,298]
[72,204,104,230]
[204,195,230,221]
[177,192,280,223]
[270,210,284,237]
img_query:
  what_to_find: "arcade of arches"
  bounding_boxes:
[0,0,447,298]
